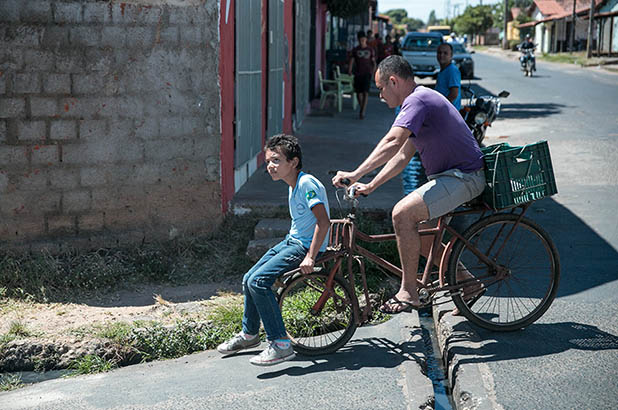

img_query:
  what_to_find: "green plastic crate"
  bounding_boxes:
[481,141,558,210]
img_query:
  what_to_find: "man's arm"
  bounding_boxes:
[348,57,355,75]
[446,86,459,103]
[333,126,411,187]
[354,138,416,196]
[299,203,330,274]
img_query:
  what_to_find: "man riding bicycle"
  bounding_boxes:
[332,55,486,314]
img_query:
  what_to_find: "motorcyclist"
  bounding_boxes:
[518,34,536,71]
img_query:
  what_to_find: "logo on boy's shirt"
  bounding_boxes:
[296,202,306,215]
[306,190,317,200]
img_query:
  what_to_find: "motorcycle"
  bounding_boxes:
[519,46,536,77]
[460,86,509,146]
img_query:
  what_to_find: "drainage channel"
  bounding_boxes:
[418,311,455,410]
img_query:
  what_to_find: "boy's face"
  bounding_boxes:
[437,44,452,68]
[265,148,298,182]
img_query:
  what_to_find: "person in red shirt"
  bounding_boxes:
[348,31,376,119]
[382,34,394,61]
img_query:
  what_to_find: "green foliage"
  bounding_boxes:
[94,322,134,343]
[0,373,24,391]
[69,354,117,375]
[0,333,16,348]
[453,5,494,35]
[326,0,369,18]
[8,321,32,337]
[130,319,220,361]
[384,9,408,24]
[428,10,438,26]
[405,18,426,32]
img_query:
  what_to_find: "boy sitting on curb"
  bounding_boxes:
[217,134,331,366]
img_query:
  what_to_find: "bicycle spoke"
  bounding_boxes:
[448,214,559,330]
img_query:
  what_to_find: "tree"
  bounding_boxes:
[384,8,408,24]
[404,18,425,32]
[427,10,438,26]
[453,5,494,36]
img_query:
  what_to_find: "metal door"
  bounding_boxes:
[294,0,310,129]
[235,0,262,167]
[267,0,285,138]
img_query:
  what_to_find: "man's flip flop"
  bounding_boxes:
[378,296,430,315]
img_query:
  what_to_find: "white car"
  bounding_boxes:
[401,32,444,79]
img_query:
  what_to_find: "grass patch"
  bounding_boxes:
[0,373,24,391]
[0,212,269,303]
[68,354,117,376]
[93,322,134,343]
[1,320,34,348]
[540,51,588,65]
[8,321,33,337]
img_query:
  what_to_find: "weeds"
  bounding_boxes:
[0,373,24,391]
[8,321,32,337]
[68,354,117,375]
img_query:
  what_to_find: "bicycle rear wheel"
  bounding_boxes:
[447,213,560,331]
[278,272,358,356]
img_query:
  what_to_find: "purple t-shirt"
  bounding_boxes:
[392,86,483,176]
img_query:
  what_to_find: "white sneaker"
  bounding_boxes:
[249,341,295,366]
[217,333,261,355]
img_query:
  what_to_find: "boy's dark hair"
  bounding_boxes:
[357,30,367,40]
[377,55,414,83]
[265,134,303,170]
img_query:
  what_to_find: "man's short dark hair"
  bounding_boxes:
[265,134,302,170]
[357,30,367,40]
[438,42,453,54]
[377,55,414,83]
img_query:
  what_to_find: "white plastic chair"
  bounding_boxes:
[318,70,339,110]
[334,66,358,111]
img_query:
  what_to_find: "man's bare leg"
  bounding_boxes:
[359,92,369,118]
[382,192,430,310]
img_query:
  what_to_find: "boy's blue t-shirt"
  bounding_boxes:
[288,171,330,252]
[435,62,461,110]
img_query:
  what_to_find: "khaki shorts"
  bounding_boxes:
[414,168,486,220]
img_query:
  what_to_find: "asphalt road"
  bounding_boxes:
[459,51,618,410]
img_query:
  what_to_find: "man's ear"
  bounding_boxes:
[291,156,300,168]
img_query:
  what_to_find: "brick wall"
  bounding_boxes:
[0,0,222,252]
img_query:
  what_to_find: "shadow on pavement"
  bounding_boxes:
[450,321,618,367]
[524,197,617,298]
[256,335,426,379]
[499,102,566,119]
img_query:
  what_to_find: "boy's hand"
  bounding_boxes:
[299,255,315,274]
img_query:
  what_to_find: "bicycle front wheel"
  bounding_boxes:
[447,213,560,331]
[278,272,357,356]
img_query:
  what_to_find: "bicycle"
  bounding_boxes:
[275,142,560,356]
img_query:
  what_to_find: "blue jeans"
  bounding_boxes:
[242,237,307,341]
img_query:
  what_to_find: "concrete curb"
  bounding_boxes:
[432,295,504,410]
[398,312,435,410]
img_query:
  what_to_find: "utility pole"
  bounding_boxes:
[502,0,508,49]
[587,0,595,58]
[570,0,576,51]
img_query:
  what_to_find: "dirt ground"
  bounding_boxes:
[1,280,243,340]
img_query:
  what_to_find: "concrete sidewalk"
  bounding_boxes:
[232,95,496,410]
